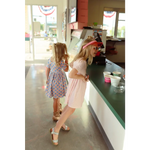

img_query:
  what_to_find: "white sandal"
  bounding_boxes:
[50,128,59,145]
[61,125,70,131]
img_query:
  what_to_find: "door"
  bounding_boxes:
[22,5,33,61]
[25,5,58,62]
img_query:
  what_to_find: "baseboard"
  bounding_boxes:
[88,103,114,150]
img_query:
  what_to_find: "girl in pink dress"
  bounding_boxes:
[49,36,103,145]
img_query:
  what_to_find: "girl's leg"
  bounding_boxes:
[61,105,68,114]
[53,98,60,112]
[59,104,71,130]
[53,98,57,113]
[52,105,75,142]
[53,98,60,121]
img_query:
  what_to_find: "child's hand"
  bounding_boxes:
[81,76,86,82]
[85,75,89,82]
[64,54,69,62]
[46,80,48,84]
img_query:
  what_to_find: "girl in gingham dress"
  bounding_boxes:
[45,43,69,121]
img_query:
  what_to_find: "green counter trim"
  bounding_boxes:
[87,59,125,129]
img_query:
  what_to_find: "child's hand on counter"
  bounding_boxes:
[85,75,89,82]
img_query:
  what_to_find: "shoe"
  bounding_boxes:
[61,125,70,131]
[50,128,59,145]
[60,103,62,114]
[53,112,60,122]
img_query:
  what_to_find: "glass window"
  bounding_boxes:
[117,13,125,38]
[119,13,125,20]
[103,11,125,38]
[32,6,57,38]
[103,11,116,37]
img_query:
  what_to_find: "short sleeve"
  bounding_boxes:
[46,58,51,68]
[60,60,67,70]
[73,59,86,73]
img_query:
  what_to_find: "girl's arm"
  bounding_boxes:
[69,61,73,68]
[63,57,69,72]
[45,67,50,84]
[69,68,86,82]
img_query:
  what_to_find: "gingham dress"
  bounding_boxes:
[45,57,67,98]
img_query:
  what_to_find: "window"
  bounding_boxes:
[103,8,125,38]
[103,11,116,37]
[117,13,125,38]
[32,6,57,38]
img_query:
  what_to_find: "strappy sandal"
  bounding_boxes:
[61,125,70,131]
[49,128,59,145]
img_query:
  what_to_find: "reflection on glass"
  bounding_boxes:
[68,38,83,63]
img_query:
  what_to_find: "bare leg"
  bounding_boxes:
[56,98,60,112]
[61,105,68,114]
[53,98,57,113]
[53,98,60,112]
[60,104,71,129]
[52,105,75,143]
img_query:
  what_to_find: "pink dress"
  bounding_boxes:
[65,58,87,108]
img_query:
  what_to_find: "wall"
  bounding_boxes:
[88,0,125,63]
[88,0,125,26]
[25,0,66,42]
[106,41,125,63]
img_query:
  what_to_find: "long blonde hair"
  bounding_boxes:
[52,42,69,66]
[73,36,95,65]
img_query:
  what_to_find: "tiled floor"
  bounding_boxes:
[25,64,109,150]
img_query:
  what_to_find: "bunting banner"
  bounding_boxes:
[38,6,55,16]
[103,11,115,18]
[71,7,76,17]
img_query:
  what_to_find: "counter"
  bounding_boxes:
[87,59,125,128]
[86,59,125,150]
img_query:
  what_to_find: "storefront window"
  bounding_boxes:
[103,10,125,38]
[32,6,57,38]
[103,11,116,37]
[117,13,125,38]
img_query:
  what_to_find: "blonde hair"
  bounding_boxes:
[73,36,95,65]
[52,42,69,66]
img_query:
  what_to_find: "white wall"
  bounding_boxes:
[25,0,67,42]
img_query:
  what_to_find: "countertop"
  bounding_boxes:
[86,59,125,128]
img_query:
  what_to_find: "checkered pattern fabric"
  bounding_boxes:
[45,58,67,98]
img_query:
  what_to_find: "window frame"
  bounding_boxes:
[103,8,125,39]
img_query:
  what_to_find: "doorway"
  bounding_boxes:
[25,5,58,62]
